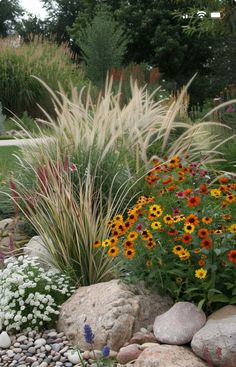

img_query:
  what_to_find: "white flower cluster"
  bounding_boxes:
[0,255,76,332]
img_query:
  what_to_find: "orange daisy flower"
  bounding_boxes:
[124,240,135,249]
[185,214,199,226]
[218,176,229,184]
[182,233,192,244]
[93,240,101,248]
[124,248,136,260]
[198,259,206,267]
[183,188,193,196]
[187,196,201,207]
[202,217,213,224]
[198,228,209,238]
[200,238,212,249]
[168,229,179,236]
[108,247,119,257]
[227,250,236,263]
[199,184,208,194]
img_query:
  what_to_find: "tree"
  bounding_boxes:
[41,0,82,43]
[70,6,127,85]
[16,15,48,42]
[0,0,23,36]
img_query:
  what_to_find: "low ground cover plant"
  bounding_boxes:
[96,156,236,312]
[0,255,75,332]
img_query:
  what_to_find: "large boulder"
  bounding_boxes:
[57,280,172,351]
[153,302,206,345]
[134,345,208,367]
[191,314,236,367]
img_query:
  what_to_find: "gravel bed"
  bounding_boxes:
[0,329,74,367]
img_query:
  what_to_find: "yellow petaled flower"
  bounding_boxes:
[124,248,136,260]
[173,245,184,255]
[110,237,119,246]
[163,214,174,225]
[178,249,190,261]
[225,193,236,203]
[113,214,123,223]
[128,231,138,241]
[228,224,236,234]
[142,230,152,240]
[102,239,111,247]
[210,189,221,198]
[173,215,181,223]
[202,217,213,224]
[151,221,162,230]
[169,156,180,168]
[107,247,119,257]
[149,205,163,217]
[145,240,156,249]
[195,268,207,279]
[184,223,195,233]
[146,260,153,267]
[93,240,101,248]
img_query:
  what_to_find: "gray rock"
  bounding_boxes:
[153,302,206,345]
[208,305,236,320]
[0,331,11,348]
[57,279,172,351]
[34,338,46,348]
[191,316,236,367]
[47,331,58,338]
[23,236,51,267]
[28,346,36,353]
[117,344,142,364]
[134,344,208,367]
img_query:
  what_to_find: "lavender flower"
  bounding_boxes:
[83,324,95,344]
[102,345,110,358]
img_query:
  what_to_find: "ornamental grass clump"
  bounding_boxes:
[96,156,236,313]
[0,255,75,332]
[10,155,122,285]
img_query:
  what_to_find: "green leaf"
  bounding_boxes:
[232,288,236,296]
[208,294,230,303]
[198,298,206,310]
[229,296,236,304]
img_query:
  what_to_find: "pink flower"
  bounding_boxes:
[136,223,143,232]
[70,163,77,172]
[176,191,185,198]
[173,208,180,215]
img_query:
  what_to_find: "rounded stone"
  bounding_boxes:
[153,302,206,345]
[35,338,47,348]
[0,331,12,348]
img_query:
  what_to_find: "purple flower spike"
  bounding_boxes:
[83,324,95,344]
[102,345,110,358]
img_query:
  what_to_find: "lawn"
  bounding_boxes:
[0,145,21,182]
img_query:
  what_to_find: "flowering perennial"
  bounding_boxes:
[95,156,236,310]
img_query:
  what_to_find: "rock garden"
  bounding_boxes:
[0,78,236,367]
[1,2,236,366]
